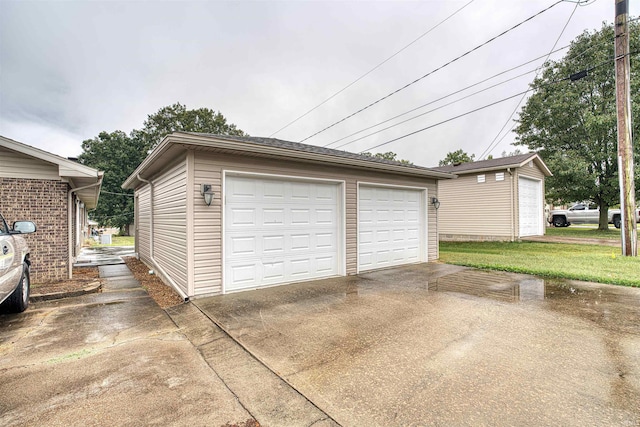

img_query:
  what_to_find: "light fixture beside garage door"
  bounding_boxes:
[431,197,440,210]
[200,184,215,206]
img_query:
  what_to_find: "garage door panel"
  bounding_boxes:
[263,262,285,281]
[225,175,341,292]
[358,185,425,272]
[263,208,284,225]
[518,177,542,237]
[263,235,285,253]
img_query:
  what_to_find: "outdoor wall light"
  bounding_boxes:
[200,184,215,206]
[431,197,440,210]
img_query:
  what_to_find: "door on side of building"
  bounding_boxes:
[224,174,343,292]
[518,177,543,237]
[358,184,426,272]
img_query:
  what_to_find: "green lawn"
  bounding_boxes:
[545,226,623,239]
[95,235,135,247]
[439,241,640,287]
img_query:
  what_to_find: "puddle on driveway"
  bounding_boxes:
[429,269,640,334]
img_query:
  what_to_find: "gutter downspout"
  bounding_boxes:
[508,168,515,241]
[136,174,189,302]
[68,177,103,279]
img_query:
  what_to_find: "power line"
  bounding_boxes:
[331,68,537,150]
[268,0,477,138]
[323,45,571,150]
[358,55,623,154]
[478,0,579,160]
[101,190,135,197]
[360,91,534,153]
[299,0,565,143]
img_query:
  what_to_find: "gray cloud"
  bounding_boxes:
[1,0,633,166]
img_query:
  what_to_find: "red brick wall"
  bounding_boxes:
[0,178,69,282]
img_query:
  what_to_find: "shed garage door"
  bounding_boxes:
[224,175,342,292]
[358,185,425,272]
[518,177,542,237]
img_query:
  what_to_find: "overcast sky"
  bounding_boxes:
[1,0,636,168]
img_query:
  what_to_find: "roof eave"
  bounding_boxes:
[437,154,552,177]
[123,133,455,189]
[0,134,102,179]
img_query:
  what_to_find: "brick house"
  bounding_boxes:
[0,135,103,282]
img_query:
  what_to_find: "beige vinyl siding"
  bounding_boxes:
[192,151,438,297]
[136,186,151,264]
[193,155,222,296]
[515,163,546,236]
[438,169,514,240]
[152,159,188,295]
[0,146,61,180]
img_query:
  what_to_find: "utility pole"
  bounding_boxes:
[614,0,637,256]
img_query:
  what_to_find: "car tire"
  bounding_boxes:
[613,216,621,229]
[552,216,566,227]
[5,263,30,313]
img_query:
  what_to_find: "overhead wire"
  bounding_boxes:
[323,45,571,150]
[477,0,579,159]
[299,0,566,143]
[331,69,537,150]
[357,52,634,154]
[268,0,477,138]
[478,11,640,159]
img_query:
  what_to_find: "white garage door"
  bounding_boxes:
[358,185,425,272]
[225,175,341,292]
[518,177,542,237]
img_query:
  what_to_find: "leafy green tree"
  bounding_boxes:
[79,103,246,233]
[515,21,639,230]
[362,151,412,165]
[78,131,143,233]
[135,102,246,152]
[501,148,523,157]
[438,149,475,166]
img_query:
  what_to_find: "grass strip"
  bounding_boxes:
[439,241,640,287]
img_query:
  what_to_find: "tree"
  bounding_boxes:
[79,104,246,233]
[501,148,523,157]
[78,131,144,233]
[362,151,412,165]
[439,149,475,166]
[515,22,639,230]
[135,102,245,152]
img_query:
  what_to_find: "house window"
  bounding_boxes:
[495,172,505,181]
[477,174,485,183]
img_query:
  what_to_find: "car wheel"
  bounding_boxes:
[613,216,621,229]
[553,216,566,227]
[5,263,30,313]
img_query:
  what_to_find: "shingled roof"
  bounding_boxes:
[185,132,437,172]
[123,132,454,189]
[431,153,552,176]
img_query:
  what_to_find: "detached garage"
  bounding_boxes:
[123,132,453,299]
[433,153,552,241]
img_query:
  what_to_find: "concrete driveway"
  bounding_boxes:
[1,264,335,427]
[195,263,640,426]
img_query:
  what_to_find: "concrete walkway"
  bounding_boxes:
[1,262,337,427]
[73,246,135,267]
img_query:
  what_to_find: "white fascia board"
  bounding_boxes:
[0,135,101,180]
[123,133,455,188]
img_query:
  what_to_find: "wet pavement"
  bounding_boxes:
[0,263,335,427]
[73,246,135,267]
[0,264,253,426]
[195,263,640,426]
